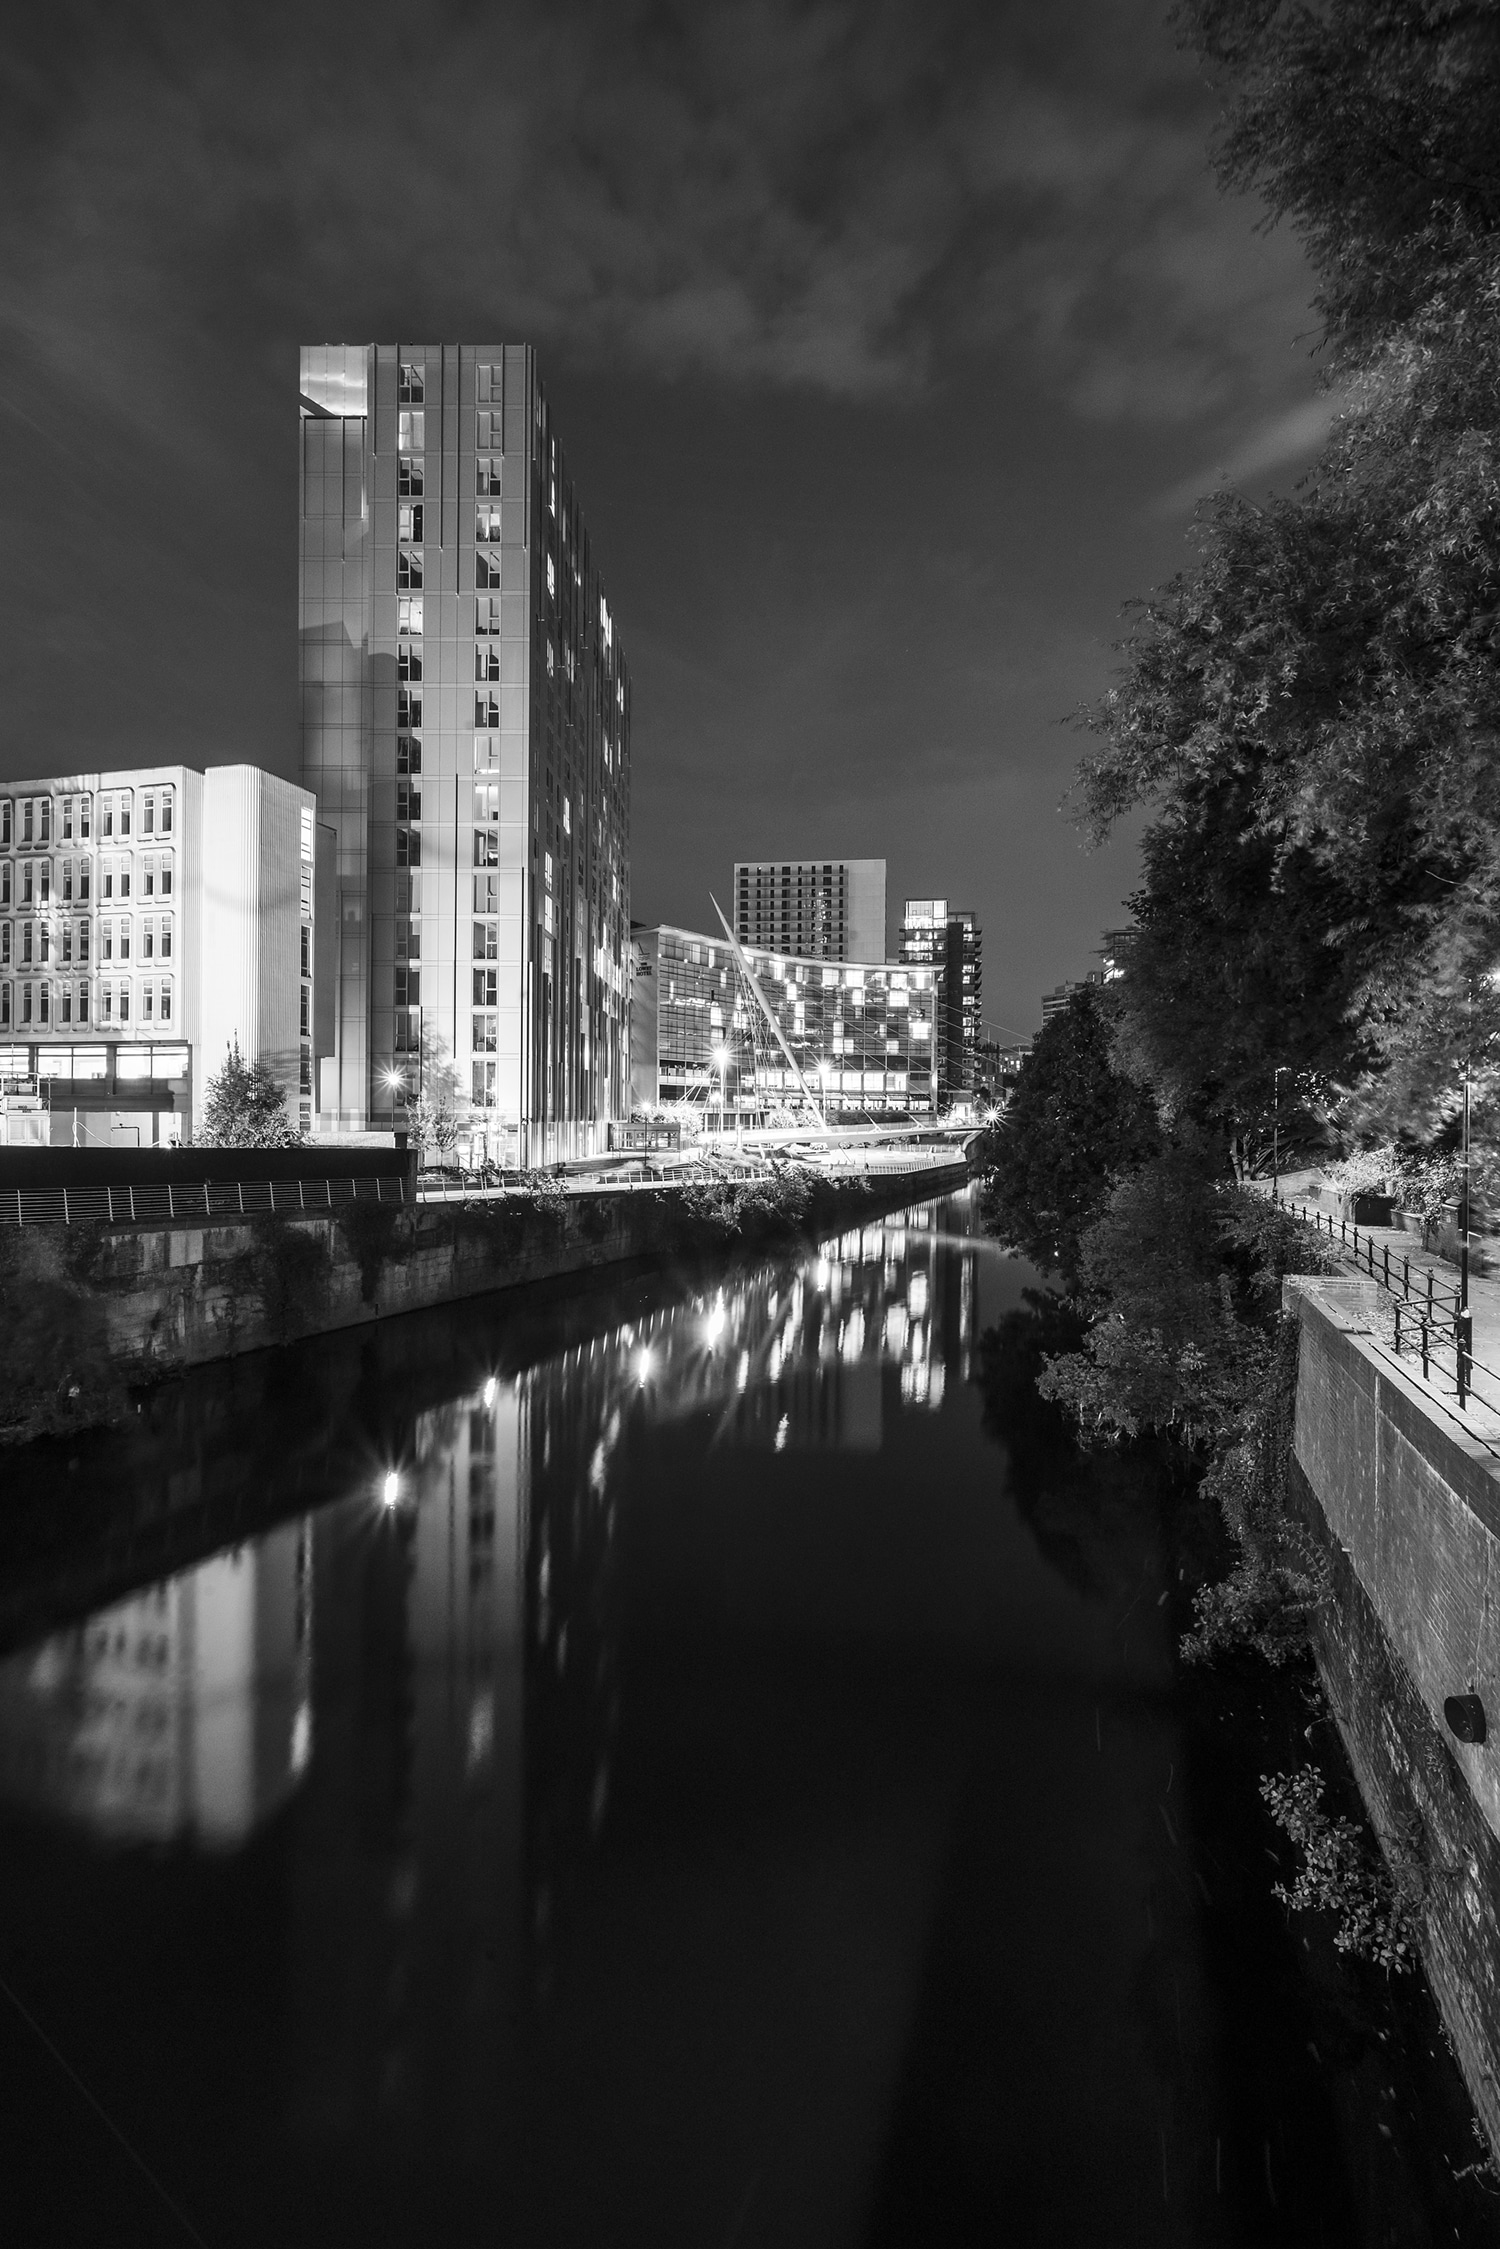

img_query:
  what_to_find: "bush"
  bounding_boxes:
[200,1038,302,1149]
[1261,1767,1424,1975]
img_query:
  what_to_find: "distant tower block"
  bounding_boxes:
[900,899,981,1103]
[733,858,886,963]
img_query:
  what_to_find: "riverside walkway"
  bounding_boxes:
[1275,1170,1500,1456]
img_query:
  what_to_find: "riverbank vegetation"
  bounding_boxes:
[983,0,1500,1973]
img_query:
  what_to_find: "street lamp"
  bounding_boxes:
[1272,1066,1291,1202]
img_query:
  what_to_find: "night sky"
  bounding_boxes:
[0,0,1326,1037]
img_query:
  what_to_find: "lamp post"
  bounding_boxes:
[1272,1066,1291,1203]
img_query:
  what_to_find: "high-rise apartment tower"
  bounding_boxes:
[900,899,982,1104]
[733,858,885,963]
[299,344,631,1161]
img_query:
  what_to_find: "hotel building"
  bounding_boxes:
[630,922,937,1122]
[733,858,886,964]
[300,343,632,1163]
[0,765,319,1146]
[899,899,982,1106]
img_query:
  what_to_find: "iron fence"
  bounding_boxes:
[1281,1194,1500,1421]
[0,1174,408,1228]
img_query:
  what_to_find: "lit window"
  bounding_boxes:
[398,548,423,590]
[476,551,501,589]
[158,979,171,1023]
[476,506,502,543]
[398,596,424,635]
[476,595,500,634]
[475,693,500,729]
[300,806,314,859]
[473,783,499,821]
[397,409,425,451]
[476,456,502,496]
[398,453,423,496]
[398,502,423,543]
[398,363,424,404]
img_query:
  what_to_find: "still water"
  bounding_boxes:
[0,1191,1483,2247]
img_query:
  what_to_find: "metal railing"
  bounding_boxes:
[0,1174,408,1228]
[1281,1195,1500,1419]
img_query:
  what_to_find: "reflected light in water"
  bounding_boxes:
[382,1471,401,1509]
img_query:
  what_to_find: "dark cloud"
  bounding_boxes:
[0,0,1321,1030]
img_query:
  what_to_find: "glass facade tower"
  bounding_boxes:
[899,899,982,1106]
[299,345,632,1162]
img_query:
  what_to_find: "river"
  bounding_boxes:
[0,1187,1489,2247]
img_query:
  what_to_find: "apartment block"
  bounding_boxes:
[300,343,631,1163]
[899,900,982,1105]
[0,765,318,1147]
[733,859,885,964]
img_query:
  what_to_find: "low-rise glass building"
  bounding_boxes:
[630,923,937,1123]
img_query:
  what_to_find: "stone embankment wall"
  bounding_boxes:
[1,1166,968,1432]
[1286,1277,1500,2151]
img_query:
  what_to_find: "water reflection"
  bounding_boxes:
[0,1521,312,1847]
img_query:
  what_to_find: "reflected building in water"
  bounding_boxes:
[0,1196,978,2180]
[0,1521,313,1847]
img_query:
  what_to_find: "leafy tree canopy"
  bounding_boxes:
[199,1039,303,1149]
[979,986,1163,1283]
[1076,0,1500,1142]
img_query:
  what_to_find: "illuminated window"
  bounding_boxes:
[397,410,425,451]
[477,455,502,495]
[398,596,423,636]
[399,453,423,496]
[475,643,500,681]
[476,594,500,634]
[398,502,423,543]
[476,506,502,543]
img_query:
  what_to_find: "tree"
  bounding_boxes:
[199,1039,303,1149]
[979,986,1163,1283]
[1076,0,1500,1142]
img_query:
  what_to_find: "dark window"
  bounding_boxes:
[398,362,424,403]
[397,780,422,822]
[473,968,497,1006]
[396,735,421,776]
[398,455,423,496]
[396,828,421,868]
[398,642,422,681]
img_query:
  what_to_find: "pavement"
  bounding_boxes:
[1272,1169,1500,1449]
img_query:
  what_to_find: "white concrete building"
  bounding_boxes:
[733,858,887,964]
[0,763,319,1147]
